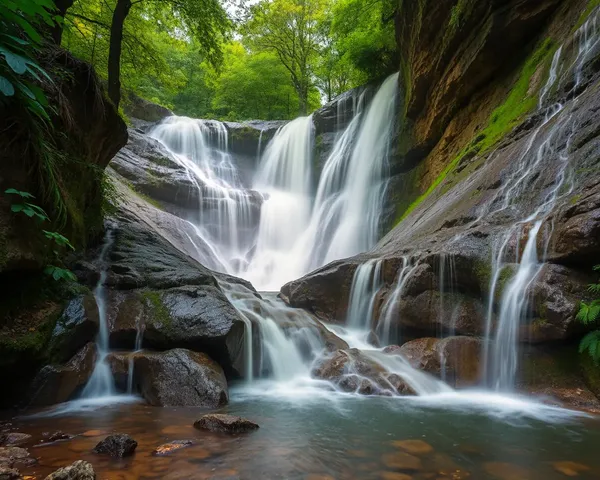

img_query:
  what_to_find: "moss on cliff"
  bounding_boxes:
[574,0,600,31]
[394,37,557,225]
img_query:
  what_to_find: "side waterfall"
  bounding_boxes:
[483,11,600,391]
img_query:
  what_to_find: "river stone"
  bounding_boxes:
[117,349,229,407]
[93,434,137,457]
[152,440,194,456]
[44,460,96,479]
[28,342,96,406]
[0,467,20,480]
[48,295,99,364]
[0,433,30,447]
[194,414,259,434]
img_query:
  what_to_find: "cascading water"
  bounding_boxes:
[148,73,400,291]
[484,11,600,391]
[81,229,117,399]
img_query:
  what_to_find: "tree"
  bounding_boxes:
[52,0,75,44]
[243,0,326,115]
[62,0,230,109]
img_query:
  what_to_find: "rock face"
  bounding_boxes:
[282,0,600,402]
[44,460,96,480]
[107,349,228,407]
[93,434,138,457]
[193,414,259,434]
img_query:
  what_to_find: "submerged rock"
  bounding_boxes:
[44,460,96,480]
[93,434,137,457]
[152,440,194,456]
[108,349,228,407]
[193,414,259,434]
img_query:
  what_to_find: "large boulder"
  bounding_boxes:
[107,349,228,407]
[27,343,96,406]
[193,414,259,434]
[398,336,484,387]
[93,434,137,458]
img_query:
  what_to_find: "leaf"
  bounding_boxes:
[5,188,35,198]
[1,49,28,74]
[0,76,15,96]
[10,204,24,213]
[0,34,29,46]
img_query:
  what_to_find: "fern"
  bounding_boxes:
[580,331,600,365]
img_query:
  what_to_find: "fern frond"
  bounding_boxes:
[579,331,600,365]
[577,302,591,323]
[593,265,600,272]
[588,283,600,294]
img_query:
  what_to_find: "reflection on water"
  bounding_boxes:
[3,392,600,479]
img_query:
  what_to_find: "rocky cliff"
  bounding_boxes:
[282,0,600,406]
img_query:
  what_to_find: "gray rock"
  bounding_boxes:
[45,460,96,479]
[194,414,259,434]
[93,434,137,458]
[107,349,228,407]
[48,295,99,363]
[0,466,20,480]
[0,433,30,447]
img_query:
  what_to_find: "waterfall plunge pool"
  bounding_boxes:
[6,390,600,479]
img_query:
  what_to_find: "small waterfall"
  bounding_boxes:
[346,259,383,330]
[81,229,117,399]
[484,12,600,391]
[126,317,144,394]
[377,258,418,345]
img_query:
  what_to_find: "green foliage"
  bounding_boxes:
[5,188,77,283]
[0,0,56,121]
[574,0,600,31]
[577,266,600,364]
[449,0,468,31]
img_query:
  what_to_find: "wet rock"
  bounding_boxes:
[193,414,259,434]
[312,349,414,396]
[0,434,30,447]
[93,434,138,457]
[399,337,483,387]
[0,447,29,467]
[108,349,228,407]
[41,432,74,443]
[0,467,20,480]
[381,451,422,471]
[48,295,99,364]
[44,460,96,479]
[28,342,96,406]
[152,440,194,456]
[483,461,531,480]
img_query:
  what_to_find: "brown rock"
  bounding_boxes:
[193,414,259,434]
[399,337,483,387]
[0,448,29,460]
[483,462,531,480]
[152,440,194,456]
[379,473,413,480]
[551,461,590,477]
[391,439,434,455]
[381,452,422,471]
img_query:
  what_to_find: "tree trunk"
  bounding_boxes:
[108,0,133,109]
[51,0,74,44]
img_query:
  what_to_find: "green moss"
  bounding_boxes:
[449,0,469,31]
[394,38,557,226]
[570,193,582,205]
[474,260,492,290]
[142,290,172,330]
[574,0,600,32]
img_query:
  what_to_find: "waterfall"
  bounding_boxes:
[148,74,399,291]
[81,229,117,399]
[484,12,600,391]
